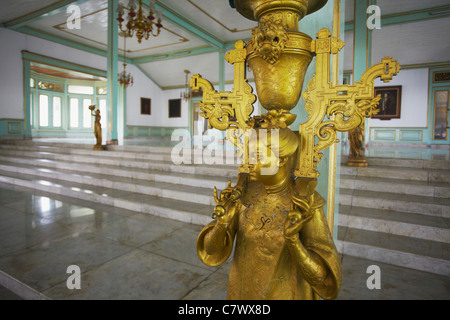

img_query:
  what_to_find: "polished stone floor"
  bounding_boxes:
[0,182,448,300]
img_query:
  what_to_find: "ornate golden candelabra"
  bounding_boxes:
[192,0,400,300]
[89,105,103,151]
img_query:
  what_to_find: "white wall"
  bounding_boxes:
[0,28,26,119]
[0,27,107,120]
[0,27,167,131]
[125,64,165,127]
[369,68,429,128]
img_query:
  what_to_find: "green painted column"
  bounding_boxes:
[219,50,226,92]
[354,0,376,144]
[107,0,119,144]
[292,0,345,239]
[23,59,32,139]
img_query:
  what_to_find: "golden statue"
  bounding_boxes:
[347,123,368,167]
[89,105,103,151]
[192,0,400,300]
[198,127,341,299]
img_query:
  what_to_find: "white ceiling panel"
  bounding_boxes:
[0,0,60,23]
[377,0,450,15]
[161,0,257,42]
[27,0,206,57]
[372,18,450,66]
[140,52,220,88]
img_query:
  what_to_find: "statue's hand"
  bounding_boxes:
[212,180,241,225]
[284,208,314,240]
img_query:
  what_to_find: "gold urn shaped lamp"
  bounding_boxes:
[192,0,400,300]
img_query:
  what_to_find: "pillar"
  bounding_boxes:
[107,0,119,144]
[353,0,376,145]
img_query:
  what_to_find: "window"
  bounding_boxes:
[433,90,449,140]
[83,99,92,128]
[38,81,63,92]
[169,99,181,118]
[70,98,79,128]
[39,95,49,127]
[68,85,94,95]
[99,99,107,130]
[97,87,107,95]
[141,98,151,115]
[53,96,62,127]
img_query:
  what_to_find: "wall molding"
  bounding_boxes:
[126,125,189,138]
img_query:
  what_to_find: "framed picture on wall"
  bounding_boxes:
[169,99,181,118]
[372,86,402,120]
[141,98,151,115]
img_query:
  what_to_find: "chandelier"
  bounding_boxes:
[181,70,192,101]
[116,0,163,44]
[118,32,133,88]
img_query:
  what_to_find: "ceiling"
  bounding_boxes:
[2,0,450,88]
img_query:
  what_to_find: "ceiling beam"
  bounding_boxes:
[4,0,92,29]
[131,45,218,64]
[155,1,225,50]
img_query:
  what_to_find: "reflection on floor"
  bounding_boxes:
[0,183,448,300]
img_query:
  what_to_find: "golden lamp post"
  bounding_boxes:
[192,0,400,300]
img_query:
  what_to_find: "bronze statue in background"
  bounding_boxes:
[347,124,369,167]
[89,105,103,151]
[192,0,400,300]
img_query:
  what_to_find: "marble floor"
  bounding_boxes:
[0,182,448,300]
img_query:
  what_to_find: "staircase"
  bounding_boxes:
[0,140,448,277]
[338,157,450,276]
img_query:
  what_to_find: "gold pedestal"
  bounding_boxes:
[93,144,104,151]
[347,156,368,167]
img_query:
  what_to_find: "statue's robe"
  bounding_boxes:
[197,181,341,300]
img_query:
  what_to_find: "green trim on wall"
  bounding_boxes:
[126,125,189,138]
[0,119,25,138]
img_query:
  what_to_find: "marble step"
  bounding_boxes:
[340,165,450,183]
[0,150,238,179]
[367,157,450,170]
[0,169,214,226]
[340,174,450,199]
[338,205,450,244]
[0,155,235,191]
[339,188,450,218]
[0,144,174,162]
[0,161,218,206]
[336,226,450,276]
[0,143,239,166]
